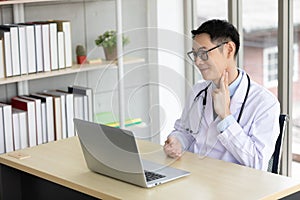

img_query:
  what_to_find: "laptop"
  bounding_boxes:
[74,118,190,188]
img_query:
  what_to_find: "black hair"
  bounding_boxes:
[191,19,240,57]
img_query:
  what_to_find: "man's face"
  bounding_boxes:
[192,33,227,82]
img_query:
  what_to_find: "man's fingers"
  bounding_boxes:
[224,71,229,87]
[218,71,225,90]
[218,70,229,92]
[163,137,182,158]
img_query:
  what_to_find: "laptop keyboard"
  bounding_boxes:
[144,170,166,182]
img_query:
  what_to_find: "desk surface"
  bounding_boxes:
[1,136,300,200]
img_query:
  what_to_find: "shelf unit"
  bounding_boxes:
[0,0,140,128]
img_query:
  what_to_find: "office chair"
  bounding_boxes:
[267,114,289,174]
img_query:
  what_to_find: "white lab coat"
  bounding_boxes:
[170,70,280,171]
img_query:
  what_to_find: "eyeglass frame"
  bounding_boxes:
[187,41,228,62]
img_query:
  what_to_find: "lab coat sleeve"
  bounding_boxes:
[217,97,280,170]
[168,86,198,152]
[169,119,195,151]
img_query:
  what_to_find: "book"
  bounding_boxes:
[30,93,54,142]
[0,30,12,77]
[57,31,65,69]
[14,24,28,75]
[0,25,20,76]
[94,112,142,128]
[0,39,4,79]
[40,23,51,72]
[31,23,43,72]
[13,108,28,149]
[41,92,62,140]
[83,95,88,121]
[19,95,43,145]
[55,90,74,138]
[18,23,37,74]
[11,97,37,147]
[73,94,84,121]
[52,95,62,140]
[0,102,14,152]
[106,118,143,128]
[42,90,67,139]
[49,22,58,71]
[0,106,4,153]
[68,85,93,122]
[50,20,72,67]
[41,102,47,143]
[12,108,21,150]
[29,22,51,72]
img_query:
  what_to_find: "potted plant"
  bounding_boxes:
[95,30,129,61]
[76,44,87,64]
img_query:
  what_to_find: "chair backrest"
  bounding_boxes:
[268,114,289,174]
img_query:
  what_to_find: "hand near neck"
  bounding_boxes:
[212,70,232,119]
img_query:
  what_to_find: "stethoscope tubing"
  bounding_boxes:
[191,73,250,126]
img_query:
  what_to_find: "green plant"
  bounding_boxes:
[76,45,86,56]
[95,30,129,49]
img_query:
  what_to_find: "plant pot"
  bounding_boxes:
[77,55,87,64]
[103,47,117,61]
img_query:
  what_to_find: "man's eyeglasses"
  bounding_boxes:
[187,41,228,62]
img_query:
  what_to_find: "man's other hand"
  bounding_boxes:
[163,136,182,158]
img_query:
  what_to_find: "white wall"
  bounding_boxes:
[148,0,186,144]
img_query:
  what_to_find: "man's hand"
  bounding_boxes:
[212,70,231,119]
[163,136,182,158]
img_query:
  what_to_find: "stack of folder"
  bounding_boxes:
[94,112,142,128]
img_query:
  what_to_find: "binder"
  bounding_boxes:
[12,108,28,149]
[0,107,4,153]
[0,39,5,79]
[18,23,37,74]
[0,102,14,152]
[55,90,74,138]
[0,25,20,76]
[19,95,43,145]
[11,97,37,148]
[42,90,67,139]
[30,93,54,142]
[50,20,72,67]
[68,85,94,122]
[0,30,12,77]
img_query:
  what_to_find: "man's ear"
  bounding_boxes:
[226,41,236,59]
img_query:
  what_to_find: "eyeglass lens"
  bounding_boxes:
[188,42,227,62]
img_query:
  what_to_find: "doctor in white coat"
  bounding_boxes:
[163,19,280,171]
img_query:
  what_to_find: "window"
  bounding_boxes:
[292,0,300,178]
[263,44,299,88]
[194,0,228,81]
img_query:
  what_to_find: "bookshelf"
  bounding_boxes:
[0,0,148,154]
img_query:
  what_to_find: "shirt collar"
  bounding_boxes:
[229,69,242,97]
[211,69,243,98]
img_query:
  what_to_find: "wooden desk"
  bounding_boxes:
[1,136,300,200]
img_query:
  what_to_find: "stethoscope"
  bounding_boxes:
[185,73,251,135]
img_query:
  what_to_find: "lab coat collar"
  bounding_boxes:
[203,84,215,125]
[202,69,250,125]
[204,69,248,126]
[230,70,250,116]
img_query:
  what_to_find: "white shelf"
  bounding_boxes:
[0,57,145,85]
[0,0,104,6]
[0,0,60,5]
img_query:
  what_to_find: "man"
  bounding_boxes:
[163,19,280,171]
